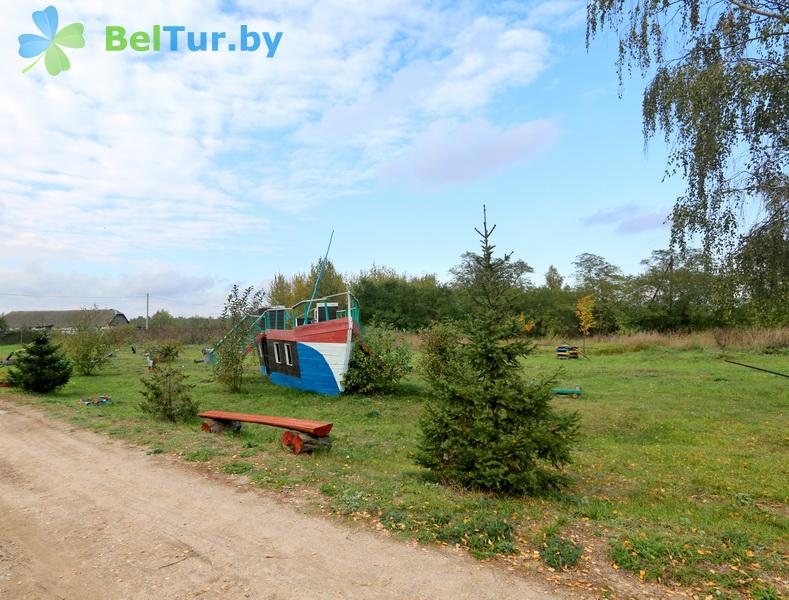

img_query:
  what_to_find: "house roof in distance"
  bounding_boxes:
[2,309,128,330]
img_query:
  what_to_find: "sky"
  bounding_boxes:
[0,0,686,318]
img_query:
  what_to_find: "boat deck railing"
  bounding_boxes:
[257,291,360,331]
[208,292,359,365]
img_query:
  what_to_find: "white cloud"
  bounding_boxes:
[1,1,561,306]
[498,0,586,31]
[582,204,672,235]
[0,264,221,317]
[380,118,558,185]
[522,1,586,30]
[616,210,671,234]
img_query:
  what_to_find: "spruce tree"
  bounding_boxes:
[7,332,72,393]
[139,365,197,422]
[415,208,579,495]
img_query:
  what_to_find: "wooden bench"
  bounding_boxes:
[198,410,333,455]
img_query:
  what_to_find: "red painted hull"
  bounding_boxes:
[259,317,355,344]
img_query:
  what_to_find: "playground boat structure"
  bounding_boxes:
[253,291,361,395]
[211,291,361,396]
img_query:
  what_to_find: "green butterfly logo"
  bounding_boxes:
[19,6,85,76]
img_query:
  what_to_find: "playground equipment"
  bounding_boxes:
[207,291,360,396]
[555,346,579,359]
[82,395,112,406]
[551,385,582,398]
[208,233,362,396]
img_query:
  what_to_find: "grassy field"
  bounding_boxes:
[1,340,787,599]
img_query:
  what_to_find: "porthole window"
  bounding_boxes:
[284,344,293,366]
[273,342,282,364]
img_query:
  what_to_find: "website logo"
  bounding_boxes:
[19,6,85,76]
[17,7,283,78]
[105,26,283,56]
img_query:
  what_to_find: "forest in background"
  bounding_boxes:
[102,242,789,343]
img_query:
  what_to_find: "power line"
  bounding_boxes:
[0,292,148,299]
[0,292,211,309]
[154,295,208,307]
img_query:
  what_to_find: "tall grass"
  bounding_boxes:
[539,327,789,355]
[406,328,789,355]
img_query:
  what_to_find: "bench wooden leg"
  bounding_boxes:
[201,419,241,434]
[281,430,332,455]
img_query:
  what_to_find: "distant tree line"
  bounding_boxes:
[334,248,785,336]
[125,312,227,345]
[76,241,785,346]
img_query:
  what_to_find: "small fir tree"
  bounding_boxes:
[139,365,197,422]
[147,342,181,364]
[415,208,579,495]
[7,332,72,393]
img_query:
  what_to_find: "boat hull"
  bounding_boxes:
[257,317,357,396]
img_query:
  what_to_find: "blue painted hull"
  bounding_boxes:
[262,341,347,396]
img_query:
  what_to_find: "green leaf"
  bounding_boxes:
[45,44,70,76]
[54,23,85,48]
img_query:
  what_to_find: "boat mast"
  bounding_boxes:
[303,230,335,324]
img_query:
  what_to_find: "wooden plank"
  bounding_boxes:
[294,317,351,343]
[198,410,333,437]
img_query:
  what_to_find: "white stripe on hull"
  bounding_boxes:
[301,341,352,391]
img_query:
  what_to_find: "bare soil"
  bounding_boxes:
[0,400,573,600]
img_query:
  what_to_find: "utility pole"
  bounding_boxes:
[145,293,149,331]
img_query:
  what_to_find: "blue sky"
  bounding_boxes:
[0,0,685,317]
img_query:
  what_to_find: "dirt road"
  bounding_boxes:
[0,400,567,600]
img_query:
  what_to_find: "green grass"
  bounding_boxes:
[2,342,787,598]
[540,521,583,570]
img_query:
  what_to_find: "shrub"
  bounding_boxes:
[139,365,197,422]
[214,284,264,393]
[6,332,72,393]
[415,210,579,495]
[148,342,180,364]
[106,323,139,346]
[418,322,463,389]
[61,309,114,375]
[342,326,412,395]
